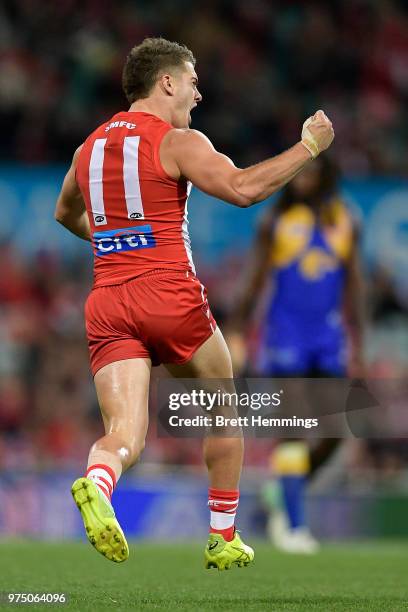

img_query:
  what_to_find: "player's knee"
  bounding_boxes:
[125,437,145,468]
[106,430,146,468]
[131,438,145,460]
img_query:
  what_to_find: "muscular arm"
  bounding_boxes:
[161,111,333,206]
[54,146,91,242]
[161,129,312,207]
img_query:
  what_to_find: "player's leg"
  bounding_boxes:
[166,327,253,570]
[256,324,318,552]
[267,361,342,553]
[167,327,242,489]
[90,357,151,478]
[72,357,151,562]
[268,438,318,553]
[309,331,346,493]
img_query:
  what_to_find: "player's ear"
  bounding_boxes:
[159,73,175,97]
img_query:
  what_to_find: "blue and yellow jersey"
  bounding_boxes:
[257,198,354,375]
[267,198,354,320]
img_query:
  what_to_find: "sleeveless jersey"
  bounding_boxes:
[267,199,354,320]
[76,111,195,288]
[257,200,353,375]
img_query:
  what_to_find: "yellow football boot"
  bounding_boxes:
[71,477,129,563]
[205,530,254,571]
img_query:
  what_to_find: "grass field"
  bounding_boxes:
[1,540,407,611]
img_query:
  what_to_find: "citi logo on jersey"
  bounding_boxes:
[105,120,136,132]
[93,225,156,256]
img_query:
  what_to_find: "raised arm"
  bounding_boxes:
[54,145,91,242]
[160,110,334,207]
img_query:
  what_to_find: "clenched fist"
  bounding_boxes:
[301,110,334,158]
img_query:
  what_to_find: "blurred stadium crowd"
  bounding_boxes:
[1,0,408,174]
[1,0,408,483]
[0,241,407,481]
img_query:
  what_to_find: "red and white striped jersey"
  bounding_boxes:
[76,111,195,288]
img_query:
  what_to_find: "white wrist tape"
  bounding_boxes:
[301,117,320,159]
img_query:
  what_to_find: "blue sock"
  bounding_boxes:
[272,442,310,530]
[279,475,306,529]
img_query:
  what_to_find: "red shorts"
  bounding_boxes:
[85,270,217,376]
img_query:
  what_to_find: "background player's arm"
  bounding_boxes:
[226,210,275,373]
[55,146,91,242]
[230,209,275,328]
[344,227,365,375]
[162,111,334,207]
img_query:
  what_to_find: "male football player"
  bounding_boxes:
[55,37,334,569]
[230,156,363,552]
